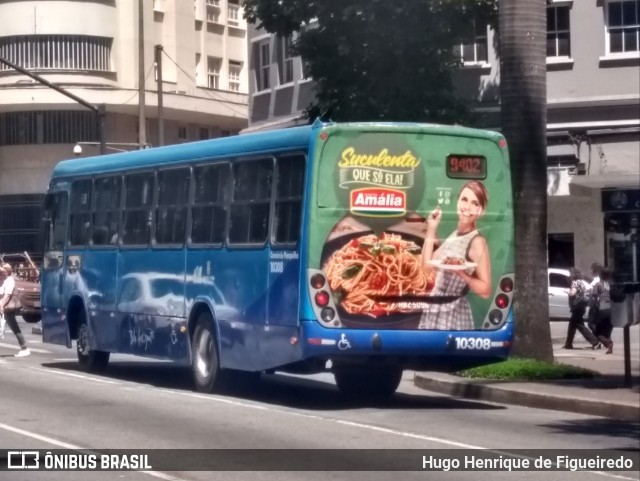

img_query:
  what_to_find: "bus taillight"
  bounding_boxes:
[320,307,335,322]
[315,291,330,307]
[495,294,509,309]
[500,277,513,293]
[310,273,326,289]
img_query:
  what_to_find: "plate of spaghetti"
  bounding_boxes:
[322,233,435,319]
[427,257,477,271]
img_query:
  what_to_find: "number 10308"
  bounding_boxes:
[455,337,492,350]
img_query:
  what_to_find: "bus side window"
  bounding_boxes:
[191,163,230,245]
[273,154,305,245]
[69,179,93,247]
[44,192,68,252]
[229,158,273,245]
[156,167,190,245]
[93,176,121,246]
[122,172,155,246]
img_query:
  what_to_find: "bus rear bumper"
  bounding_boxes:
[300,320,513,372]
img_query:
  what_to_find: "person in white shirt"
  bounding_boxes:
[589,262,602,290]
[0,264,30,356]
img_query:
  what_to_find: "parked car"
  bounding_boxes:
[548,268,572,320]
[1,252,41,324]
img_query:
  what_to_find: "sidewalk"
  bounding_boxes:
[414,329,640,421]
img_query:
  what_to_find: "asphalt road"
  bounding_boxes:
[0,319,638,481]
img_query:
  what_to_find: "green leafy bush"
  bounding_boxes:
[457,358,597,380]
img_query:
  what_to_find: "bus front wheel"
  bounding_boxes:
[191,313,221,393]
[333,364,403,399]
[76,312,110,372]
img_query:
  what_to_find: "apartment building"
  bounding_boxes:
[0,0,250,254]
[247,0,640,284]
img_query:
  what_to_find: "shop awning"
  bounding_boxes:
[570,172,640,189]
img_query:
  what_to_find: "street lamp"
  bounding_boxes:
[73,142,149,156]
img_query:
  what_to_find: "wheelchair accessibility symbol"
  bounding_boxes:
[337,334,352,350]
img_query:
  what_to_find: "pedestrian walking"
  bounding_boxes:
[563,267,599,349]
[0,264,31,356]
[589,266,614,354]
[589,262,602,290]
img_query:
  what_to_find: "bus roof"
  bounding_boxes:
[50,121,504,180]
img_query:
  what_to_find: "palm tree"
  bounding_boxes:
[499,0,553,361]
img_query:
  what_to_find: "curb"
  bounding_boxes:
[414,374,640,422]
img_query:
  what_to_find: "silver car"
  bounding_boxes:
[548,268,573,320]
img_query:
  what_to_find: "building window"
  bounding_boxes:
[227,0,241,27]
[279,35,294,84]
[606,0,640,53]
[178,126,187,140]
[0,194,46,256]
[547,5,571,57]
[0,111,98,146]
[454,22,488,64]
[548,233,575,268]
[206,10,220,23]
[0,35,112,71]
[207,57,221,89]
[199,128,209,140]
[229,60,242,91]
[257,41,270,91]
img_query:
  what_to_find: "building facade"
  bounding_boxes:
[246,0,640,284]
[0,0,250,255]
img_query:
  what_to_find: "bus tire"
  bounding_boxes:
[191,312,221,393]
[76,310,110,372]
[333,365,403,399]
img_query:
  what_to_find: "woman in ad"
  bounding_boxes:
[419,180,492,330]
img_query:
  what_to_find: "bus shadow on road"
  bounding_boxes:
[40,360,506,413]
[541,418,640,446]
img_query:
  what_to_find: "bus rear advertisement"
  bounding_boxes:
[41,121,514,398]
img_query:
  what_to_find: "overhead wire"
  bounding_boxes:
[117,63,156,106]
[160,50,252,118]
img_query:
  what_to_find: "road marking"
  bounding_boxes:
[0,342,51,353]
[0,423,189,481]
[30,367,120,384]
[165,390,638,480]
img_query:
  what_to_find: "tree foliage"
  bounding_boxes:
[243,0,497,122]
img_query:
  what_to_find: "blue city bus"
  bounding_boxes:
[41,120,514,397]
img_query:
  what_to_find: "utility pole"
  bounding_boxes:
[155,44,164,147]
[138,0,147,149]
[0,56,106,155]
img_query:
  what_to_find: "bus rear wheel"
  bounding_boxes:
[333,364,403,400]
[76,312,110,372]
[191,313,222,393]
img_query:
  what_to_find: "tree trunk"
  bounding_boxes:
[499,0,553,361]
